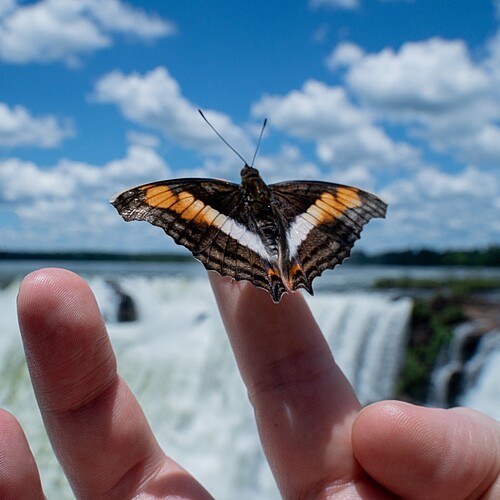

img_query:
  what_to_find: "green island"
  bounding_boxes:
[375,271,500,406]
[396,295,466,404]
[374,276,500,294]
[350,246,500,267]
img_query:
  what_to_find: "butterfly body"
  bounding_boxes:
[111,164,387,303]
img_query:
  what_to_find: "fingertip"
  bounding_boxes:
[353,401,500,499]
[19,267,84,298]
[18,268,96,330]
[0,409,44,498]
[18,266,103,332]
[208,271,328,376]
[208,270,279,312]
[16,267,116,413]
[208,270,316,328]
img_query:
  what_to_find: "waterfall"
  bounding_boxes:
[3,262,500,498]
[460,329,500,419]
[0,274,413,499]
[428,322,482,408]
[429,320,500,419]
[97,277,413,497]
[307,294,413,404]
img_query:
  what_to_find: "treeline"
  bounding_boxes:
[351,246,500,267]
[2,246,500,267]
[0,251,193,263]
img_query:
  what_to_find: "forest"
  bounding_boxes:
[1,246,500,267]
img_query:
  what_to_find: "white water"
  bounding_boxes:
[0,271,413,499]
[460,330,500,419]
[428,322,479,408]
[8,267,500,498]
[428,322,500,420]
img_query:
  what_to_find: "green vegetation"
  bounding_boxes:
[2,245,500,266]
[351,246,500,267]
[396,295,466,403]
[373,276,500,294]
[0,251,194,263]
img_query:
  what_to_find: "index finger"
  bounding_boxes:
[17,268,211,499]
[209,272,368,498]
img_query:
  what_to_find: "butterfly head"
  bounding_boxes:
[240,164,272,205]
[240,163,258,177]
[240,164,264,187]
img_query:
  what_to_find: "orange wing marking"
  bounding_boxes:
[287,188,362,257]
[142,185,271,260]
[306,189,362,224]
[143,185,222,226]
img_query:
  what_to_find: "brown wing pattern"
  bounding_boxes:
[111,177,386,303]
[111,179,272,290]
[270,181,387,287]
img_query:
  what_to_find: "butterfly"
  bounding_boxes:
[111,113,387,303]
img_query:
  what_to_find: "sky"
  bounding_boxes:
[1,0,499,254]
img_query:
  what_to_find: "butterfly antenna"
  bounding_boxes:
[251,118,267,167]
[198,109,248,165]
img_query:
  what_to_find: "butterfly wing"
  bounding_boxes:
[111,178,386,302]
[111,179,275,291]
[270,181,387,291]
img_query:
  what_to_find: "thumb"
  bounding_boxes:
[352,401,500,499]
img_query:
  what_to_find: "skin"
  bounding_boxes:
[8,267,500,499]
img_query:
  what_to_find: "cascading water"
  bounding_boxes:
[0,272,428,499]
[429,322,500,419]
[460,329,500,418]
[428,322,480,408]
[308,293,413,404]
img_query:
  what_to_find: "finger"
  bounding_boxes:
[209,272,388,498]
[17,268,211,499]
[0,409,44,498]
[353,401,500,499]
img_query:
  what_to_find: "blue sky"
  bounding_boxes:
[1,0,499,253]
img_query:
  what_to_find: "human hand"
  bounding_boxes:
[9,268,500,499]
[209,272,500,499]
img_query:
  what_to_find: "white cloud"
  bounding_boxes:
[0,144,169,202]
[316,124,419,169]
[0,143,172,250]
[83,0,173,39]
[253,81,367,139]
[0,102,73,147]
[0,0,175,65]
[102,143,171,188]
[0,157,75,200]
[252,80,420,169]
[92,66,254,160]
[385,166,497,204]
[456,124,500,164]
[253,143,321,183]
[126,130,161,149]
[345,38,490,113]
[310,0,360,10]
[377,166,500,250]
[485,28,500,89]
[326,42,365,70]
[333,37,500,165]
